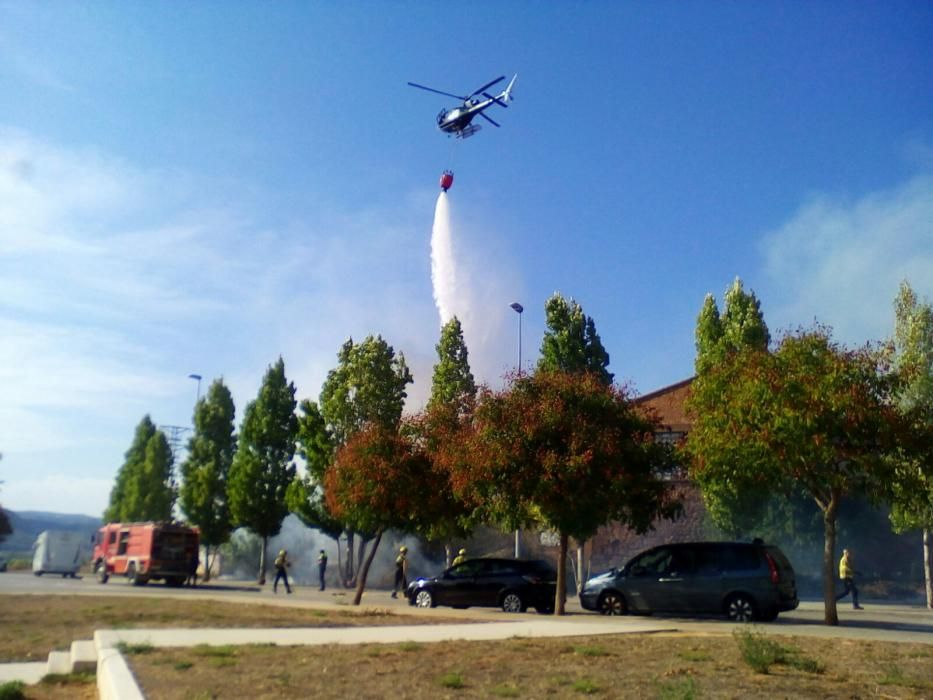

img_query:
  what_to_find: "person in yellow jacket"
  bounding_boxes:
[272,549,292,594]
[391,546,409,598]
[452,548,467,567]
[835,548,862,609]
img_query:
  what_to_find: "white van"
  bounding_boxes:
[32,530,84,577]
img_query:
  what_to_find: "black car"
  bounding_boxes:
[407,558,557,613]
[579,541,798,622]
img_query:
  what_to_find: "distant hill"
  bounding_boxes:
[0,510,101,556]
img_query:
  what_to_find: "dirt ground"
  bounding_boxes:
[127,633,933,699]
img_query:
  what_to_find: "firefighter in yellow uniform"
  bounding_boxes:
[452,548,467,567]
[836,548,862,609]
[391,546,409,598]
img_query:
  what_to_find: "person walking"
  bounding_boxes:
[317,549,328,591]
[273,549,292,594]
[452,548,467,567]
[390,545,409,598]
[836,548,863,609]
[186,551,199,587]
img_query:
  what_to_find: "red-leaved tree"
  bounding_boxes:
[458,370,681,614]
[324,424,433,605]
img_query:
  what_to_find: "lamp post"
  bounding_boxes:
[188,373,202,404]
[510,302,523,374]
[510,302,524,558]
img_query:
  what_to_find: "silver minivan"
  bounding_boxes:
[579,541,799,622]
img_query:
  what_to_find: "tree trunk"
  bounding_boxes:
[358,535,369,575]
[352,529,384,605]
[445,543,452,569]
[556,532,568,615]
[924,529,933,609]
[335,535,345,586]
[258,536,268,586]
[821,497,839,626]
[203,545,213,583]
[345,532,355,586]
[576,541,586,595]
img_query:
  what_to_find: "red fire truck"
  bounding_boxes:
[93,522,199,587]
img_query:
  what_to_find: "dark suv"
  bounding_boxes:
[579,541,798,622]
[407,558,557,613]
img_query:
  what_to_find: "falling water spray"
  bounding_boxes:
[431,191,458,325]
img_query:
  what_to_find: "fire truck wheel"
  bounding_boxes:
[127,562,141,586]
[96,562,109,584]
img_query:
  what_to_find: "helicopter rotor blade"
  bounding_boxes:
[479,112,501,127]
[407,82,467,101]
[483,92,508,108]
[469,75,505,98]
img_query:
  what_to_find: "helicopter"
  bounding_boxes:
[407,74,517,139]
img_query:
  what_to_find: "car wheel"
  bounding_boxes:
[96,562,109,584]
[414,590,435,608]
[501,592,525,613]
[598,591,627,616]
[726,594,756,622]
[127,563,140,586]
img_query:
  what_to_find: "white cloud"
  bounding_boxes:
[760,175,933,345]
[0,130,522,515]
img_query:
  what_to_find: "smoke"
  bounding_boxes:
[430,192,458,324]
[223,516,444,591]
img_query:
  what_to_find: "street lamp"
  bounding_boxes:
[188,373,202,404]
[510,302,523,375]
[510,302,524,558]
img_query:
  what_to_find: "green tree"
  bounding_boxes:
[890,281,933,608]
[690,279,781,531]
[537,293,613,585]
[324,424,432,604]
[318,336,413,582]
[461,370,681,614]
[422,317,478,564]
[694,278,769,374]
[686,329,901,625]
[538,293,612,384]
[104,416,175,521]
[178,379,237,581]
[427,317,476,413]
[228,358,298,583]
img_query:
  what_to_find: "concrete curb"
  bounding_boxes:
[96,647,144,700]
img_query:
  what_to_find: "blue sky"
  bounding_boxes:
[1,2,931,517]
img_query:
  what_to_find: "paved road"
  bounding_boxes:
[2,570,931,644]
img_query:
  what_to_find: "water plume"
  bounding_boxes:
[431,191,457,325]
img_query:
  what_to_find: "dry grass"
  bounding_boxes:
[0,595,467,662]
[126,633,933,699]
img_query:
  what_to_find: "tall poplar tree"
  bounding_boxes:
[890,281,933,608]
[228,358,298,583]
[427,317,476,413]
[317,335,413,583]
[538,293,612,384]
[421,317,478,565]
[104,415,175,521]
[179,379,237,581]
[537,293,612,585]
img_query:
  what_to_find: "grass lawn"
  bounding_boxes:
[125,632,933,699]
[0,595,463,664]
[2,595,932,699]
